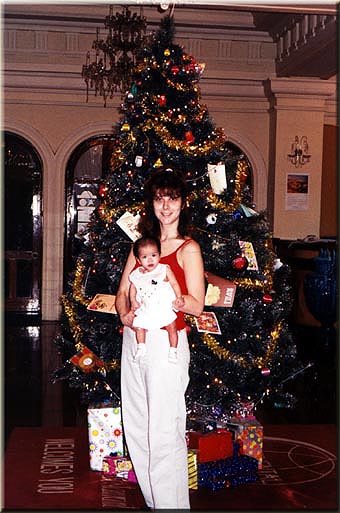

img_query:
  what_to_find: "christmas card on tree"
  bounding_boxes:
[205,271,236,307]
[87,294,117,314]
[196,311,221,334]
[116,211,141,241]
[239,241,258,270]
[207,162,227,194]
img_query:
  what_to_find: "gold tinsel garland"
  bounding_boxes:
[109,132,137,170]
[185,315,282,370]
[142,120,225,156]
[146,96,207,125]
[73,261,91,306]
[165,77,199,92]
[97,201,144,224]
[61,294,85,350]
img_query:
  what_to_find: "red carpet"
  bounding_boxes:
[3,426,145,510]
[3,425,337,510]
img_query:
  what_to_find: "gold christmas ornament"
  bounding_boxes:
[153,157,163,168]
[121,122,131,132]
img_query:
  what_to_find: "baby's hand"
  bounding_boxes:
[173,296,185,309]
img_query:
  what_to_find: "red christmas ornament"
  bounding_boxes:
[99,184,108,197]
[171,65,179,75]
[261,368,270,376]
[240,169,248,183]
[232,256,248,270]
[158,94,167,107]
[263,294,273,304]
[184,131,195,144]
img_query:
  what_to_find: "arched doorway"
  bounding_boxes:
[4,132,43,315]
[64,134,115,283]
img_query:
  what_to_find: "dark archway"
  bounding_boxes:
[5,131,43,315]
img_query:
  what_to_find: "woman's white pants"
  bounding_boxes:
[121,326,190,509]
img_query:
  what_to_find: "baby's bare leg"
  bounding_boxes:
[135,327,146,345]
[165,321,178,348]
[165,321,178,363]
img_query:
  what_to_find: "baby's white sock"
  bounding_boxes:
[168,347,178,363]
[134,343,146,361]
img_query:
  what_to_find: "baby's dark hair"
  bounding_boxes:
[133,236,161,259]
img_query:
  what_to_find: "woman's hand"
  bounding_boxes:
[119,309,136,328]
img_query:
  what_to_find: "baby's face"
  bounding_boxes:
[138,244,160,271]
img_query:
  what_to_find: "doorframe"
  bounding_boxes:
[4,131,43,315]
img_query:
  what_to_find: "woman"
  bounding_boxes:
[115,167,205,509]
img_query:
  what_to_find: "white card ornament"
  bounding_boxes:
[239,241,258,271]
[273,258,283,270]
[135,155,143,167]
[87,294,117,314]
[116,211,141,241]
[207,163,227,195]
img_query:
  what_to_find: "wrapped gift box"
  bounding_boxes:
[227,418,263,469]
[188,449,198,490]
[88,404,124,471]
[188,429,233,463]
[198,454,259,491]
[102,455,133,477]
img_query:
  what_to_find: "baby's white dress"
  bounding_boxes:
[129,263,177,330]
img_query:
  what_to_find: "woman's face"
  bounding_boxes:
[152,188,183,227]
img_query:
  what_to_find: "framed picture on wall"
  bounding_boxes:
[285,173,309,211]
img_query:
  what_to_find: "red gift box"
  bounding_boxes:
[188,429,233,463]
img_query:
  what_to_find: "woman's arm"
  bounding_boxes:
[177,240,205,317]
[166,265,183,299]
[115,248,137,328]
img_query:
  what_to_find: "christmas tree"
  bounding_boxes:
[54,15,304,419]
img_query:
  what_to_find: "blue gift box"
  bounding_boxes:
[198,453,259,490]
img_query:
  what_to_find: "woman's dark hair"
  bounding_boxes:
[133,236,161,259]
[137,167,191,238]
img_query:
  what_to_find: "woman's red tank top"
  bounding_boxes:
[160,239,190,330]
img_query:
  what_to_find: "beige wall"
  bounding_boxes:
[3,5,337,320]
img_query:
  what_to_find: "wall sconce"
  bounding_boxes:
[287,135,311,167]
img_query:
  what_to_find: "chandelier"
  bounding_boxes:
[82,5,150,107]
[287,135,311,167]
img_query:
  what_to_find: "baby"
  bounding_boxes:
[129,236,185,363]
